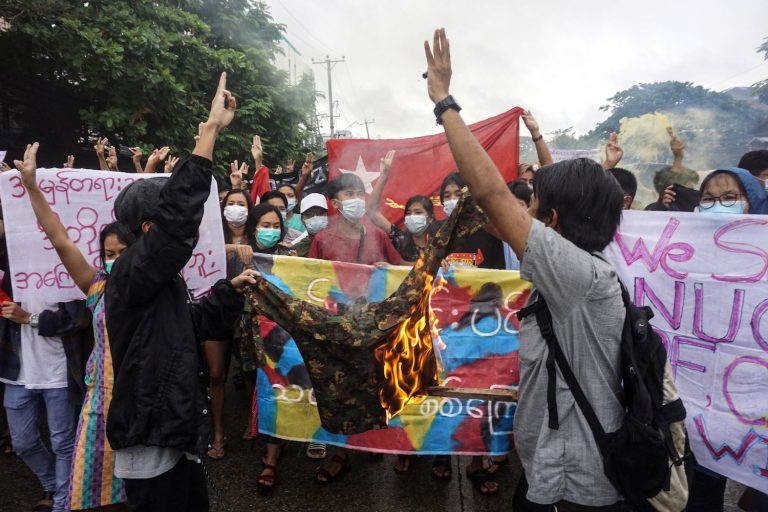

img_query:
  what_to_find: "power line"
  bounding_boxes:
[273,0,342,56]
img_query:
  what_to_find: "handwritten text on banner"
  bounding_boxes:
[0,168,225,301]
[605,210,768,493]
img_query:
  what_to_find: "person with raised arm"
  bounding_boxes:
[366,150,440,265]
[102,72,255,511]
[425,29,626,510]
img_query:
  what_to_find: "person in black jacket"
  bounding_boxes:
[104,73,255,511]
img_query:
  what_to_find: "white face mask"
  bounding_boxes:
[223,205,248,227]
[286,197,297,211]
[338,198,366,222]
[443,199,459,217]
[304,215,328,235]
[404,214,428,235]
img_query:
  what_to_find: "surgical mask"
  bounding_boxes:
[104,260,115,273]
[280,211,288,221]
[286,198,297,211]
[223,205,248,227]
[256,228,281,248]
[339,198,366,222]
[404,214,428,235]
[699,201,746,215]
[305,215,328,235]
[443,199,459,217]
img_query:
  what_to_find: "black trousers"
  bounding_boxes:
[123,457,209,512]
[686,466,727,512]
[513,474,624,512]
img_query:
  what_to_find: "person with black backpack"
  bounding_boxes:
[423,29,689,511]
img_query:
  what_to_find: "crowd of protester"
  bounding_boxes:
[0,31,767,512]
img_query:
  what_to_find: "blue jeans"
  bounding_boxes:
[4,385,76,512]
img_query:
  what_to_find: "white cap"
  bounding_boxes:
[300,193,329,214]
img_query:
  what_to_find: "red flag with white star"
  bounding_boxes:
[326,107,523,223]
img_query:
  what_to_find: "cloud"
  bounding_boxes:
[267,0,768,139]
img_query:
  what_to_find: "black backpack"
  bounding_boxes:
[518,279,692,511]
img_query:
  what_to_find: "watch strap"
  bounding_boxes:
[433,95,461,125]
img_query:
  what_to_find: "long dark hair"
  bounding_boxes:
[220,189,254,244]
[246,203,285,253]
[99,222,135,268]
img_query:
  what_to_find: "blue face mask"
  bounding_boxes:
[104,260,115,273]
[256,228,281,248]
[699,201,746,215]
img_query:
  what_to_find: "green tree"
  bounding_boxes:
[587,81,765,168]
[0,0,319,173]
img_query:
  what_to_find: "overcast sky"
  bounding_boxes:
[264,0,768,140]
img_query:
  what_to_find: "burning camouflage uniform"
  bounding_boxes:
[242,193,487,435]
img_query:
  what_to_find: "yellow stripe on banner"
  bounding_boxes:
[271,255,341,304]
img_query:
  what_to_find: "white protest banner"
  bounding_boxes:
[549,148,598,163]
[0,151,6,165]
[0,168,226,302]
[605,211,768,492]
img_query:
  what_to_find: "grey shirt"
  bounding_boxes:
[517,220,624,506]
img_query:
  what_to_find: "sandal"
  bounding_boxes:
[32,491,54,512]
[484,455,509,475]
[393,454,411,474]
[431,455,452,481]
[257,464,277,496]
[306,442,326,459]
[315,454,351,484]
[207,437,227,460]
[466,467,499,496]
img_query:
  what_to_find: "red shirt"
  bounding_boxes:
[309,224,403,265]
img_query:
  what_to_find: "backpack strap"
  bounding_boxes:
[519,294,608,451]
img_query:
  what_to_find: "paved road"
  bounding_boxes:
[0,381,746,511]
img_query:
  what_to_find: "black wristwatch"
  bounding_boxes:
[433,95,461,125]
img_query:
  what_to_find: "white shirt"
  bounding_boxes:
[0,300,67,389]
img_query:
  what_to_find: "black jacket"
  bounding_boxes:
[106,155,243,454]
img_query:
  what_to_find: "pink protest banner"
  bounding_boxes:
[605,211,768,493]
[0,168,225,301]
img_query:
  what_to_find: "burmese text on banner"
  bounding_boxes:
[0,168,226,302]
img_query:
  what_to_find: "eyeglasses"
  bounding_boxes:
[699,193,744,209]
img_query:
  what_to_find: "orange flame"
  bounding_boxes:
[374,273,445,419]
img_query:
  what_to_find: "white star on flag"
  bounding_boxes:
[338,156,380,194]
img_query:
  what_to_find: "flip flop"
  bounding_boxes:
[315,454,351,484]
[432,455,452,481]
[466,467,499,496]
[306,442,326,459]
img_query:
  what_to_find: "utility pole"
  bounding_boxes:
[363,119,375,139]
[312,55,345,138]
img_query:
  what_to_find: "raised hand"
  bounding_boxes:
[284,159,296,174]
[157,146,171,161]
[164,155,179,173]
[274,165,283,175]
[379,149,396,177]
[300,152,314,177]
[424,28,452,103]
[230,160,248,188]
[106,146,119,171]
[129,146,143,162]
[194,122,204,141]
[206,72,236,129]
[63,154,75,169]
[14,142,40,190]
[603,132,623,169]
[522,110,541,138]
[94,137,108,155]
[662,185,676,208]
[670,132,685,159]
[0,161,11,172]
[251,135,263,166]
